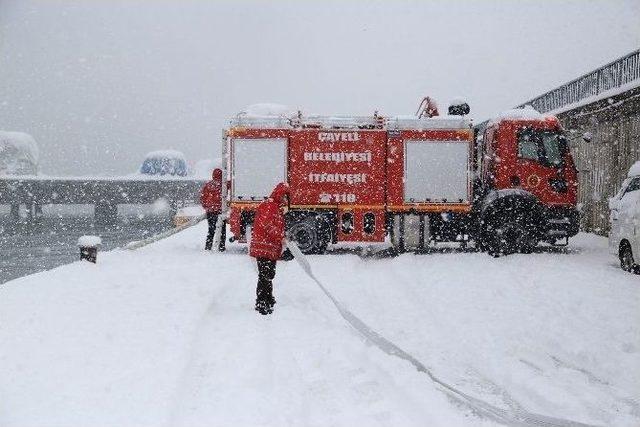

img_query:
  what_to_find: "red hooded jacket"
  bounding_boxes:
[200,169,222,213]
[249,183,290,260]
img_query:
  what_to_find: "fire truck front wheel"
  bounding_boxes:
[287,215,330,255]
[481,211,538,257]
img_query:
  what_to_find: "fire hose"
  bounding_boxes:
[285,240,597,427]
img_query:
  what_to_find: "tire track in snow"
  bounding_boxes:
[165,265,239,427]
[166,258,314,427]
[287,241,600,427]
[167,258,437,426]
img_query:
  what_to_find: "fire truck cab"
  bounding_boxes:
[475,109,579,254]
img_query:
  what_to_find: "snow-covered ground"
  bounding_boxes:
[1,223,638,427]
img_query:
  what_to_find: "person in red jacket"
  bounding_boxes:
[200,168,222,250]
[250,182,291,315]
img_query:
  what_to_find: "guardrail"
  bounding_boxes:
[517,49,640,113]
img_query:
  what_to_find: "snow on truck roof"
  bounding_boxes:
[229,101,473,130]
[230,115,295,129]
[386,115,471,130]
[489,106,558,125]
[229,113,471,130]
[448,97,468,107]
[301,115,384,129]
[77,235,102,247]
[230,103,298,128]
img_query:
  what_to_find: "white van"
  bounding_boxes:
[609,161,640,274]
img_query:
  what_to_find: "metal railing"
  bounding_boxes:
[516,49,640,113]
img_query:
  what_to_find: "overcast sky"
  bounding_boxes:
[0,0,638,175]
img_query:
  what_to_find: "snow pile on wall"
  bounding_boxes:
[0,131,39,175]
[628,160,640,177]
[77,235,102,247]
[140,150,188,176]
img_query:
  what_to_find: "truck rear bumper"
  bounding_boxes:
[544,206,579,239]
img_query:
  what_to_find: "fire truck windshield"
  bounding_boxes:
[517,129,565,168]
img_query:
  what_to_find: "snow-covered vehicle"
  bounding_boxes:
[140,150,188,176]
[609,161,640,274]
[0,131,39,176]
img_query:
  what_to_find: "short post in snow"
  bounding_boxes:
[78,235,102,263]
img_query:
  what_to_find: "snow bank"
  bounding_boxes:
[77,235,102,247]
[627,160,640,177]
[0,131,39,175]
[1,226,638,426]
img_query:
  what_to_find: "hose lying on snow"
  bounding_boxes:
[286,240,598,427]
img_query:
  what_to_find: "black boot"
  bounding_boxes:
[255,262,275,314]
[266,281,275,307]
[255,285,273,315]
[255,298,273,315]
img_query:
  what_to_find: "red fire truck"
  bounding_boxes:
[220,102,579,256]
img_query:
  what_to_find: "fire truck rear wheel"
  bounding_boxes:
[288,216,329,255]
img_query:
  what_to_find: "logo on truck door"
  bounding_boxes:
[318,132,360,142]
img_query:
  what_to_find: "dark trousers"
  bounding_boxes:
[205,212,218,250]
[256,258,276,303]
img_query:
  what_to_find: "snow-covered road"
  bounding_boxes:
[1,223,638,427]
